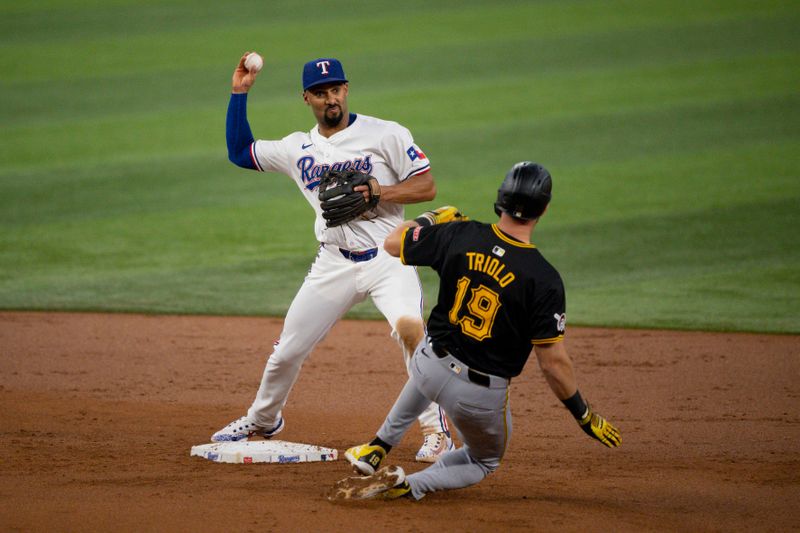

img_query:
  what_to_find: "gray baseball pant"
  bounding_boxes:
[376,337,512,500]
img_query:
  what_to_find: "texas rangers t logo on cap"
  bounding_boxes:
[303,57,348,90]
[316,60,330,74]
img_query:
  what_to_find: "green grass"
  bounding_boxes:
[1,0,798,333]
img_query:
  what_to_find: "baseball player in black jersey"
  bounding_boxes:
[328,161,621,501]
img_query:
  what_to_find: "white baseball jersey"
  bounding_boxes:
[250,113,431,251]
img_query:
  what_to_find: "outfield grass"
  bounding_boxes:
[1,0,798,333]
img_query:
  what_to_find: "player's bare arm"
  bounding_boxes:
[354,172,436,215]
[384,206,468,257]
[384,220,418,257]
[232,52,260,94]
[376,172,436,204]
[535,341,621,447]
[534,341,578,400]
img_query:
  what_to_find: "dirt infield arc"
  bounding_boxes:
[1,312,798,532]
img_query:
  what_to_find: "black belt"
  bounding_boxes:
[339,247,378,262]
[431,343,491,387]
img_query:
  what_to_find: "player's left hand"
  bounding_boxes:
[318,170,381,227]
[415,206,469,226]
[354,183,381,203]
[579,410,621,448]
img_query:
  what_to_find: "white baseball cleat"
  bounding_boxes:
[210,415,284,442]
[415,431,454,463]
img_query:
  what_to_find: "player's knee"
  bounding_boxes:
[474,456,501,476]
[394,316,424,354]
[267,344,307,369]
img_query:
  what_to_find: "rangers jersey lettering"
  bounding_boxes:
[252,113,431,251]
[296,155,374,189]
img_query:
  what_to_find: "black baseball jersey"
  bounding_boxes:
[400,220,566,378]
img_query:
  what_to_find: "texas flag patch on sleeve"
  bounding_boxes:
[406,145,427,162]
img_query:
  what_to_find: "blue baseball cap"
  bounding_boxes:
[302,58,348,91]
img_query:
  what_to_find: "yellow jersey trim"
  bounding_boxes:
[492,224,535,248]
[399,227,410,265]
[531,335,565,345]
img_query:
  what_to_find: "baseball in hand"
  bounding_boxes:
[244,52,263,73]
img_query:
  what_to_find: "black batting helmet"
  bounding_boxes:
[494,161,552,220]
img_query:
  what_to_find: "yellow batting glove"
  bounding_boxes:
[414,206,469,226]
[579,410,621,448]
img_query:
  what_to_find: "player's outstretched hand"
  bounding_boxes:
[415,206,468,226]
[579,410,621,448]
[232,52,260,94]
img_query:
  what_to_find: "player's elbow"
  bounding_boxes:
[383,235,401,257]
[385,221,413,257]
[537,359,560,382]
[228,148,257,170]
[535,343,570,376]
[410,172,436,202]
[421,181,437,201]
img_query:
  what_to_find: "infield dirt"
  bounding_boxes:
[1,312,798,531]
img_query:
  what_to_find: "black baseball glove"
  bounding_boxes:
[318,169,381,227]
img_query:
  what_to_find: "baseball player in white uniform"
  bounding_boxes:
[211,53,453,462]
